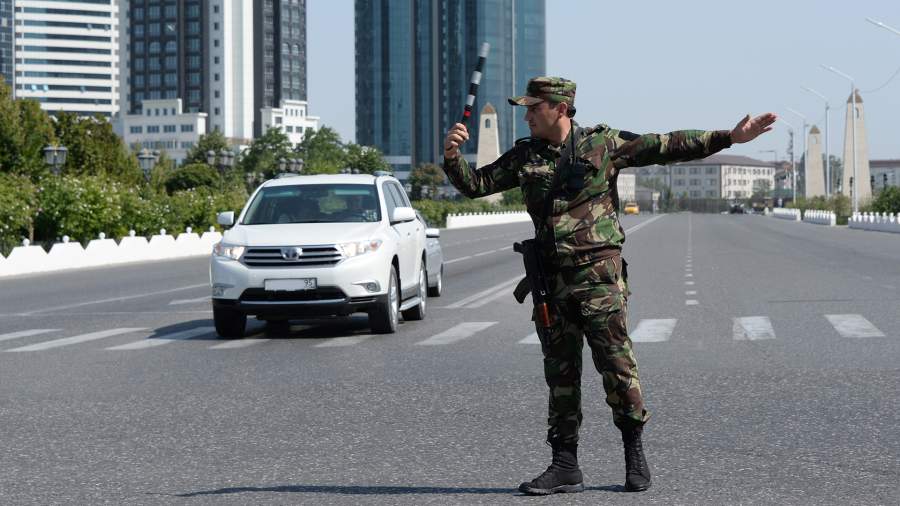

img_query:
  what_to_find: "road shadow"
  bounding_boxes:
[139,314,379,342]
[168,483,626,498]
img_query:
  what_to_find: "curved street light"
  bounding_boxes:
[821,64,858,214]
[137,148,160,181]
[43,145,68,175]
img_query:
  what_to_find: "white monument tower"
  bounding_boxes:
[476,103,503,203]
[805,125,825,198]
[841,90,871,203]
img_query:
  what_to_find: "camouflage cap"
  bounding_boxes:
[507,76,576,107]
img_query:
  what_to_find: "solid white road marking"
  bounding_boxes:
[824,314,886,338]
[314,335,374,348]
[623,214,666,234]
[106,326,215,350]
[23,284,208,315]
[209,338,271,349]
[5,328,146,352]
[733,317,776,341]
[631,319,677,342]
[416,322,498,345]
[445,277,520,308]
[444,255,472,265]
[0,329,59,343]
[519,332,540,344]
[169,297,210,306]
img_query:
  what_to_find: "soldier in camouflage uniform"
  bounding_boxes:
[443,76,775,495]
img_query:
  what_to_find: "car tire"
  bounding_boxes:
[402,264,427,321]
[427,264,443,297]
[369,265,399,334]
[214,306,246,338]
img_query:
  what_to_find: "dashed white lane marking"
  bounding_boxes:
[623,214,666,234]
[444,255,472,265]
[685,290,697,295]
[314,335,374,348]
[445,277,520,309]
[106,327,215,350]
[169,296,210,306]
[685,300,699,306]
[733,317,776,341]
[5,328,146,352]
[519,332,540,344]
[0,329,59,343]
[416,322,498,345]
[209,338,271,349]
[824,314,886,338]
[685,273,693,277]
[685,281,695,286]
[22,284,208,315]
[631,319,677,342]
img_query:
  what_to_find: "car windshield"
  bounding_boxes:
[241,184,381,225]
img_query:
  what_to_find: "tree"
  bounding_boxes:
[872,186,900,214]
[53,112,141,182]
[408,163,445,200]
[238,127,294,177]
[185,129,230,166]
[345,143,390,174]
[0,79,56,178]
[502,188,524,205]
[298,126,345,174]
[164,163,221,194]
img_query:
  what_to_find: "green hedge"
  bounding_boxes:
[412,199,526,228]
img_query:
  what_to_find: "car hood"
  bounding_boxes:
[224,222,385,246]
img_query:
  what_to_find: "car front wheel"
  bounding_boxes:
[369,265,399,334]
[213,305,246,338]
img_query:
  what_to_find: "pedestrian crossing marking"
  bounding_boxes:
[209,338,271,349]
[733,317,776,341]
[416,322,497,345]
[685,281,695,286]
[0,329,59,343]
[169,297,210,306]
[519,332,540,344]
[4,328,146,352]
[824,314,885,339]
[631,319,677,342]
[314,335,374,348]
[106,326,215,350]
[685,300,699,306]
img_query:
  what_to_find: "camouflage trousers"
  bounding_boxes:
[537,254,650,444]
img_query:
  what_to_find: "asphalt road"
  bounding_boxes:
[1,213,898,505]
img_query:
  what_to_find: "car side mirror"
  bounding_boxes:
[391,207,416,224]
[425,228,440,238]
[217,211,235,227]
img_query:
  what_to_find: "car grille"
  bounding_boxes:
[242,245,343,267]
[240,287,347,302]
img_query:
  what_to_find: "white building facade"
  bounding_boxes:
[13,0,122,118]
[117,98,207,165]
[670,155,775,200]
[208,0,253,144]
[259,98,318,146]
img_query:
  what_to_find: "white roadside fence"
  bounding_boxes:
[0,227,222,278]
[772,208,801,221]
[849,212,900,233]
[803,210,837,226]
[445,211,531,229]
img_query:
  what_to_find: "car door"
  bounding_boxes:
[383,182,415,294]
[393,182,425,276]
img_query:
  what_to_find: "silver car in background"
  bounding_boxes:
[416,211,444,297]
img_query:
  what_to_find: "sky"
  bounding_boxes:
[308,0,900,162]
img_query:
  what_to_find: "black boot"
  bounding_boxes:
[518,441,584,495]
[621,424,651,492]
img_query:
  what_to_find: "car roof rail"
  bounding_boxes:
[373,170,393,177]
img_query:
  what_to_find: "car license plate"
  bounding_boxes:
[265,278,317,291]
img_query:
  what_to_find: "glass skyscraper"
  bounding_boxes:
[253,0,307,138]
[0,0,12,89]
[355,0,545,177]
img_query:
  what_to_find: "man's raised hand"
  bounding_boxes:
[444,123,469,159]
[730,113,777,144]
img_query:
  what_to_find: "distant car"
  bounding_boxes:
[415,211,444,297]
[729,205,745,214]
[623,202,640,215]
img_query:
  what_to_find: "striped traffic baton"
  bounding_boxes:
[460,42,490,126]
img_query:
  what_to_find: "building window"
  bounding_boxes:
[214,73,219,81]
[181,124,194,132]
[147,125,160,133]
[689,167,700,175]
[129,126,142,134]
[690,179,701,186]
[286,126,294,132]
[214,107,220,115]
[706,167,717,174]
[214,90,220,98]
[674,179,685,186]
[213,39,219,48]
[164,125,176,133]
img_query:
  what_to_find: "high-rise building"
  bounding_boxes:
[253,0,307,138]
[0,0,13,88]
[12,0,122,118]
[355,0,546,179]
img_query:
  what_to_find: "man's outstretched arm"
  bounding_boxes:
[442,123,522,199]
[610,113,777,170]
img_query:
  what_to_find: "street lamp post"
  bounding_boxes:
[822,64,858,214]
[42,144,68,175]
[801,86,831,196]
[786,108,808,203]
[207,149,234,177]
[137,148,160,182]
[778,118,796,204]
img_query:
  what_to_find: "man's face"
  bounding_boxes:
[524,101,564,140]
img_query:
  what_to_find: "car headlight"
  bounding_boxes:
[213,242,245,260]
[339,239,383,258]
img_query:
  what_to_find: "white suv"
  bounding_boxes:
[210,173,438,337]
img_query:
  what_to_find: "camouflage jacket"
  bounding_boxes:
[443,122,733,268]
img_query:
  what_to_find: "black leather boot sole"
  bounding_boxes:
[624,481,651,492]
[518,481,585,495]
